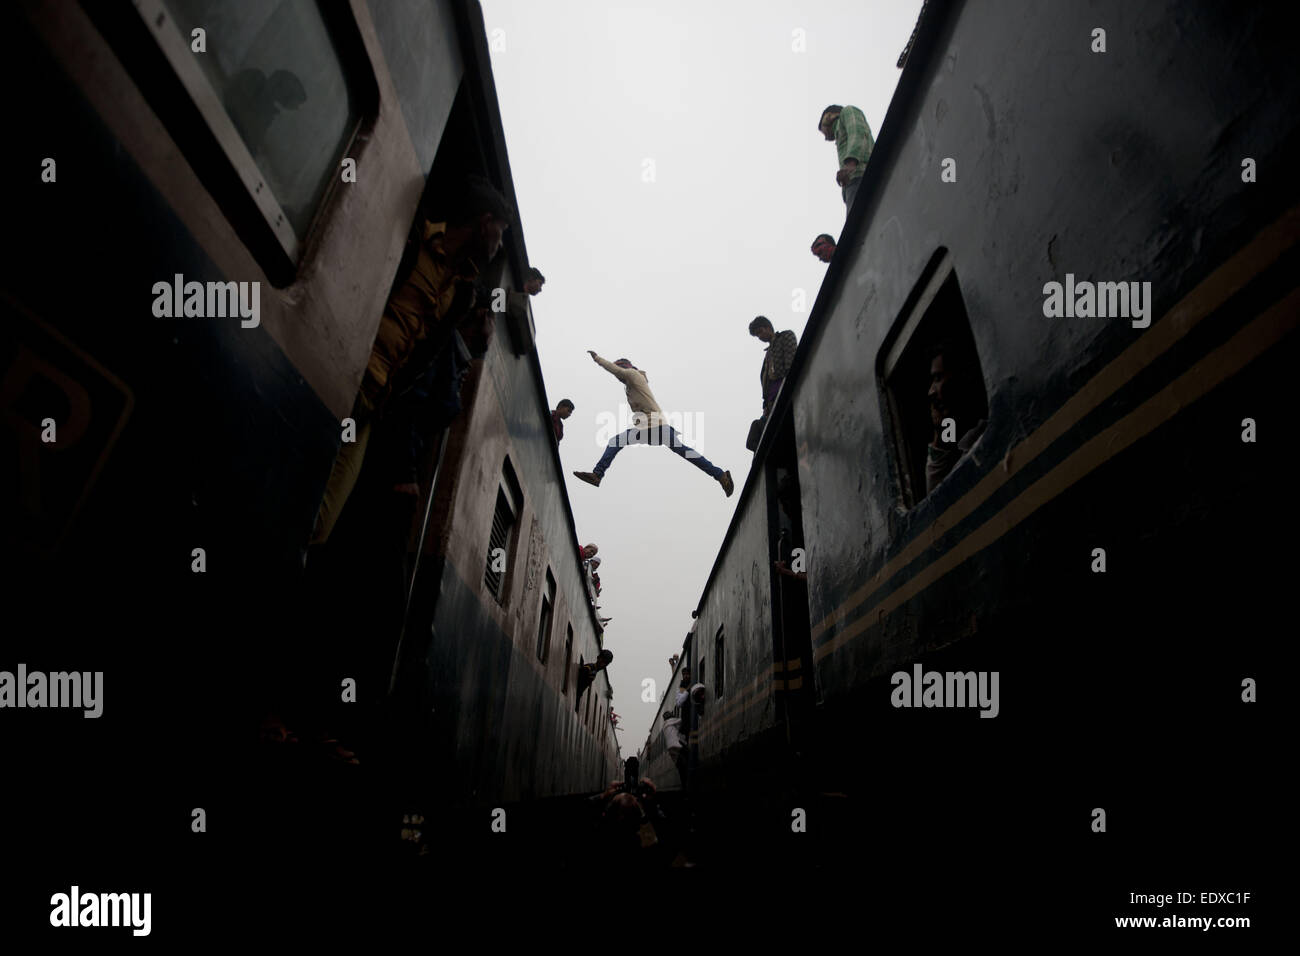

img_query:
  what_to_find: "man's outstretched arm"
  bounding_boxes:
[589,350,632,382]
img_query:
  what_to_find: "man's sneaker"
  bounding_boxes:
[574,471,602,487]
[719,471,734,497]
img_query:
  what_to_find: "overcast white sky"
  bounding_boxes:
[481,0,923,757]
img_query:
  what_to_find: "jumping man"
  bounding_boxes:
[573,352,733,497]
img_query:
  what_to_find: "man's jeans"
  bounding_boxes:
[594,424,723,479]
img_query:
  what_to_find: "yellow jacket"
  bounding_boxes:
[362,221,477,410]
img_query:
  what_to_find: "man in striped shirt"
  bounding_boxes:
[818,104,874,211]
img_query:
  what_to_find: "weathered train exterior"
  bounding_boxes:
[640,0,1294,864]
[4,0,616,887]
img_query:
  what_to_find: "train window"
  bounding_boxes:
[714,626,725,698]
[879,251,988,509]
[483,458,522,602]
[561,626,573,693]
[535,570,556,663]
[128,0,373,267]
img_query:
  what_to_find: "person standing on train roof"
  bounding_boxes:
[309,175,513,546]
[925,339,987,494]
[552,398,574,441]
[749,317,798,421]
[572,353,734,497]
[817,104,874,211]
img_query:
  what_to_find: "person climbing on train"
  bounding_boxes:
[675,682,708,792]
[309,175,513,548]
[925,339,987,494]
[817,104,874,211]
[572,352,733,496]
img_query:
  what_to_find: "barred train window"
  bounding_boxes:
[134,0,367,258]
[879,251,989,509]
[483,458,522,602]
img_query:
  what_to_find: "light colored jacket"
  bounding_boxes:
[662,717,683,757]
[594,354,667,429]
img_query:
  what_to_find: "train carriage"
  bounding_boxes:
[641,0,1294,871]
[4,0,618,888]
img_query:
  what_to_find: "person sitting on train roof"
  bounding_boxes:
[811,234,836,263]
[309,175,513,547]
[523,267,545,295]
[749,317,798,422]
[575,649,613,710]
[573,353,734,496]
[552,399,574,441]
[926,339,987,495]
[818,104,874,212]
[580,543,598,561]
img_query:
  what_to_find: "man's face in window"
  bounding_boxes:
[929,354,951,428]
[474,213,508,265]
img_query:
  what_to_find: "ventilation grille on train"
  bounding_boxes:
[484,488,514,600]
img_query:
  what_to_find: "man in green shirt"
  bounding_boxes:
[818,104,874,211]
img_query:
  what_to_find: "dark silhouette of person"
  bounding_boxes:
[225,69,308,156]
